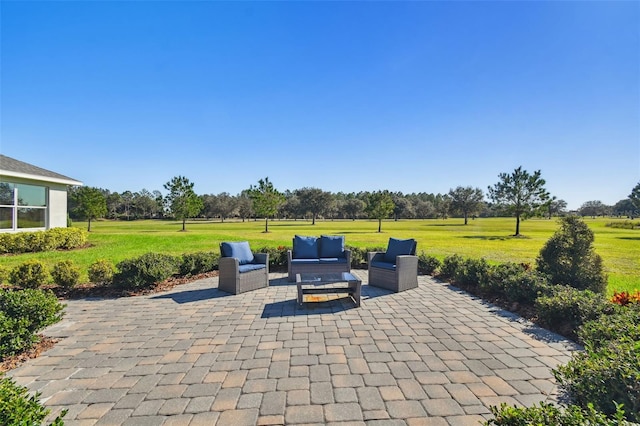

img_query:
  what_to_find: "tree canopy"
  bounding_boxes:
[71,186,107,232]
[163,176,203,231]
[448,186,484,225]
[366,190,395,232]
[487,166,549,236]
[248,177,285,232]
[296,187,333,225]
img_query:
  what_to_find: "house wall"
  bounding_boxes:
[0,176,71,232]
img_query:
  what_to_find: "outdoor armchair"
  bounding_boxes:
[219,241,269,294]
[367,237,418,292]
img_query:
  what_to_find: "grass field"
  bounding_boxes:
[1,217,638,294]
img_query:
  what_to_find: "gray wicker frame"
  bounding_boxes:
[287,249,352,282]
[218,252,269,295]
[367,252,418,293]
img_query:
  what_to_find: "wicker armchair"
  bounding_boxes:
[219,242,269,295]
[367,238,418,292]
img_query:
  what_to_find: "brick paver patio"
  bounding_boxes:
[8,271,578,425]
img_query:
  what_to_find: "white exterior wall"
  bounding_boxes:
[48,184,69,229]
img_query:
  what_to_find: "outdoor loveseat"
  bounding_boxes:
[368,237,418,292]
[287,235,351,281]
[219,241,269,294]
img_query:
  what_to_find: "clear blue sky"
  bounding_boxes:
[1,1,638,210]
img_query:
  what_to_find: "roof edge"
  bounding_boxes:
[1,170,83,186]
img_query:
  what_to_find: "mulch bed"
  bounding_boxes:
[1,336,58,373]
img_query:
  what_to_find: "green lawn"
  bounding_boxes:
[2,217,638,294]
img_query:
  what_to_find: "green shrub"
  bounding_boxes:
[439,254,464,280]
[88,259,115,285]
[0,289,65,357]
[0,266,9,285]
[555,338,640,422]
[347,245,372,268]
[537,216,608,294]
[485,401,630,425]
[418,253,441,275]
[9,260,49,289]
[114,253,179,289]
[456,257,491,289]
[479,262,528,296]
[179,251,219,276]
[51,260,81,288]
[500,269,550,305]
[0,228,87,254]
[578,304,640,348]
[56,227,87,250]
[535,286,610,338]
[0,375,66,426]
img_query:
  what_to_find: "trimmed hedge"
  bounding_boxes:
[485,402,631,425]
[0,227,87,254]
[9,260,49,289]
[51,260,81,288]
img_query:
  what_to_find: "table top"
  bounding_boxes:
[296,272,359,284]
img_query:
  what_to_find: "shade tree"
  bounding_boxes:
[448,186,484,225]
[487,166,550,236]
[366,190,395,232]
[247,177,285,232]
[163,176,203,231]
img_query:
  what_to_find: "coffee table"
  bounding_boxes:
[296,272,361,307]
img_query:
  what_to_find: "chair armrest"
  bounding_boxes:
[343,249,352,266]
[396,255,418,270]
[287,250,293,262]
[253,253,269,265]
[219,256,239,272]
[367,251,386,266]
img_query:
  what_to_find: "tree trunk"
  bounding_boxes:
[464,212,468,225]
[312,214,316,225]
[378,219,382,233]
[515,214,520,236]
[182,218,186,231]
[87,218,92,232]
[264,218,269,233]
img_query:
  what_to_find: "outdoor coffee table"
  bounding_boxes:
[296,272,361,307]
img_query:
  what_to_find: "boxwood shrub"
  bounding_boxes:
[0,289,65,358]
[485,401,630,426]
[88,259,116,285]
[0,227,87,254]
[114,253,179,290]
[9,260,49,289]
[51,260,81,288]
[179,251,219,276]
[0,375,66,425]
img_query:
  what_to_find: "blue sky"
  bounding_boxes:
[1,1,638,210]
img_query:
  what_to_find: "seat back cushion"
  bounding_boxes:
[293,235,319,259]
[221,241,255,265]
[319,235,345,258]
[384,238,416,263]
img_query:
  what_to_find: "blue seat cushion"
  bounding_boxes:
[319,235,345,258]
[384,238,416,263]
[290,259,320,265]
[293,235,319,259]
[221,241,254,265]
[319,257,348,264]
[371,261,396,271]
[238,263,266,273]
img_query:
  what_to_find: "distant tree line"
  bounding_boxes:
[67,168,640,234]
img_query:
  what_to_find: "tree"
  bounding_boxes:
[448,186,484,225]
[629,182,640,217]
[434,194,451,219]
[543,197,567,219]
[578,200,609,218]
[366,190,395,232]
[163,176,203,231]
[487,166,549,236]
[247,177,285,232]
[72,186,107,232]
[536,215,607,293]
[296,187,332,225]
[343,198,366,220]
[237,191,253,222]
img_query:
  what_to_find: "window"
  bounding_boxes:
[0,182,48,230]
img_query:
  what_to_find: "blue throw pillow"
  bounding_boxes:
[221,241,255,265]
[319,235,345,258]
[384,238,416,263]
[293,235,319,259]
